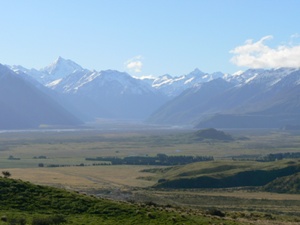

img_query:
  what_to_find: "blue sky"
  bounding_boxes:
[1,0,300,76]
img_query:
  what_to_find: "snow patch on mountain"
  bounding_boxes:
[48,69,156,97]
[232,70,244,76]
[47,78,63,87]
[150,69,225,97]
[245,74,258,83]
[184,77,195,84]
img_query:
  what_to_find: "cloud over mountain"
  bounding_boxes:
[230,35,300,69]
[125,56,143,73]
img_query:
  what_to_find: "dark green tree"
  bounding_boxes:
[2,171,11,178]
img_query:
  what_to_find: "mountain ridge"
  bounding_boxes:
[148,68,300,128]
[4,57,300,128]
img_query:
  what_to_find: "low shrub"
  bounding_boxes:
[206,208,225,217]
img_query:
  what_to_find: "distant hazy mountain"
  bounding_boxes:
[147,78,235,125]
[0,64,82,129]
[7,57,300,128]
[148,68,300,128]
[12,58,229,121]
[47,69,168,120]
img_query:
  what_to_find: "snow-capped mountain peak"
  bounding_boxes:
[41,57,83,81]
[186,68,205,77]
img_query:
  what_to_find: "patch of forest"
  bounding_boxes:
[86,153,214,165]
[232,152,300,162]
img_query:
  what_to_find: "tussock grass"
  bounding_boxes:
[0,177,246,225]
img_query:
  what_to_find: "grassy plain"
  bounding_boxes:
[1,127,300,224]
[1,128,300,185]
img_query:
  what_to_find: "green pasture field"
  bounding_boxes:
[1,128,300,164]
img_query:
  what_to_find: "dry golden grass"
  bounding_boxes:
[154,189,300,201]
[8,165,300,201]
[8,165,157,190]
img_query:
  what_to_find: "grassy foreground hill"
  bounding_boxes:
[154,159,300,189]
[262,172,300,194]
[0,177,244,225]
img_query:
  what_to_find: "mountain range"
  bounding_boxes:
[3,57,300,129]
[148,68,300,128]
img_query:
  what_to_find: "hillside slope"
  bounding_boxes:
[0,177,242,225]
[0,64,82,129]
[262,172,300,194]
[154,160,300,190]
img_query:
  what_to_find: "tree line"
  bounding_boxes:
[232,152,300,162]
[85,153,214,165]
[256,152,300,162]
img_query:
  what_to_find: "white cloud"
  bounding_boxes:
[230,35,300,68]
[125,56,143,73]
[291,33,300,40]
